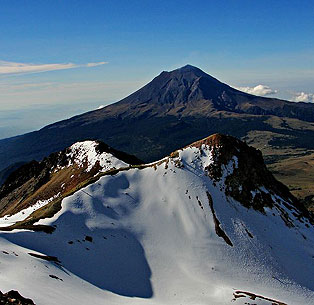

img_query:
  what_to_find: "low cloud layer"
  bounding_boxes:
[0,60,107,75]
[294,92,314,103]
[236,84,278,96]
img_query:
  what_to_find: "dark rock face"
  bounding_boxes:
[206,191,233,246]
[2,64,314,172]
[0,151,68,200]
[191,134,312,222]
[0,290,35,305]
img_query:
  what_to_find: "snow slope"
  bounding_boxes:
[0,140,131,224]
[0,136,313,305]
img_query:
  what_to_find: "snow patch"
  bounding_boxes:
[0,193,60,227]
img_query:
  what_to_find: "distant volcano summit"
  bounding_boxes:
[98,64,268,118]
[116,64,231,111]
[102,64,314,118]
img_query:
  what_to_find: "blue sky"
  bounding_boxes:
[0,0,313,138]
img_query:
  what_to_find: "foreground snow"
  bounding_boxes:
[0,142,313,305]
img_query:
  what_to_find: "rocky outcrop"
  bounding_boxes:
[190,134,313,222]
[0,290,35,305]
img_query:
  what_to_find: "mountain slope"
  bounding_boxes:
[2,65,314,206]
[0,134,313,305]
[0,140,142,231]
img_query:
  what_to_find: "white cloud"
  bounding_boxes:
[86,62,107,67]
[236,84,278,96]
[0,60,107,75]
[294,92,314,103]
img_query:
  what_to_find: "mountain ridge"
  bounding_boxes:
[0,133,313,304]
[1,133,312,233]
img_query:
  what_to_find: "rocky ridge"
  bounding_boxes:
[0,140,141,231]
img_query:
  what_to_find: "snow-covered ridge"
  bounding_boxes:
[0,134,313,305]
[66,141,128,172]
[0,140,131,224]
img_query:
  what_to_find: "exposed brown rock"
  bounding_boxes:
[191,134,313,224]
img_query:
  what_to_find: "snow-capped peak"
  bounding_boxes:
[67,140,128,172]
